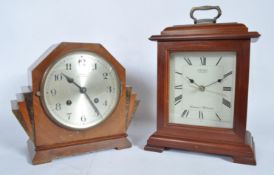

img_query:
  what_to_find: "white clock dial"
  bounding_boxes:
[169,52,236,128]
[41,51,120,129]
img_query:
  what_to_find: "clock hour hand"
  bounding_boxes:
[186,76,201,87]
[62,73,102,117]
[62,73,83,91]
[186,76,206,92]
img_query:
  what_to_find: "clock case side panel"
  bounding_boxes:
[31,42,129,149]
[153,40,252,144]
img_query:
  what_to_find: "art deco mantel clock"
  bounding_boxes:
[144,6,260,165]
[11,42,139,164]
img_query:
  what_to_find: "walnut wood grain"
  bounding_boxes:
[22,86,34,124]
[12,93,34,140]
[11,100,30,137]
[126,91,137,129]
[125,86,133,128]
[125,86,139,129]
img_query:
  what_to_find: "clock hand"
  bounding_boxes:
[189,84,201,92]
[205,71,233,88]
[62,73,83,91]
[61,73,102,117]
[186,76,201,87]
[186,76,205,92]
[204,79,221,88]
[83,92,102,117]
[189,83,227,97]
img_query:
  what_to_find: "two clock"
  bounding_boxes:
[12,42,139,164]
[11,6,260,165]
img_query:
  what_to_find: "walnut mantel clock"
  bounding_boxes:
[144,6,260,165]
[11,42,139,164]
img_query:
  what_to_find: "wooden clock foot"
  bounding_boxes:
[27,135,132,165]
[144,144,165,152]
[27,140,52,164]
[115,138,132,150]
[232,131,256,165]
[233,155,256,165]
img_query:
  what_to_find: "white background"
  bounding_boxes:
[0,0,273,174]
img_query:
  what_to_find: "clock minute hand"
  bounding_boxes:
[205,71,233,88]
[83,92,102,117]
[204,79,220,88]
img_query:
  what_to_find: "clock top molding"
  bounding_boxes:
[150,23,260,41]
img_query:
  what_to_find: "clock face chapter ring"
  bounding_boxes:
[40,51,121,130]
[169,51,236,129]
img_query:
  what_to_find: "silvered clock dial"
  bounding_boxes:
[41,51,120,129]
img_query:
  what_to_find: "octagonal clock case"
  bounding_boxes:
[144,6,260,165]
[11,42,139,164]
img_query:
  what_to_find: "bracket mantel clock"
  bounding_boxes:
[11,42,139,164]
[144,6,260,165]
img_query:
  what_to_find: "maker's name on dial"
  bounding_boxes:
[189,105,214,110]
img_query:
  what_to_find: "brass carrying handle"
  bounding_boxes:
[190,6,222,24]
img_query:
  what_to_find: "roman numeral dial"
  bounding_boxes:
[169,52,236,129]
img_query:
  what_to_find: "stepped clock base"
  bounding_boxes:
[144,131,256,165]
[28,135,131,165]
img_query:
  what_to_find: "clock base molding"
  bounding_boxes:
[144,131,256,165]
[28,135,131,165]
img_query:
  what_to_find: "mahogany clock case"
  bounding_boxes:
[144,23,260,165]
[11,42,139,164]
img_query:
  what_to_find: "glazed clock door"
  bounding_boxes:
[169,52,236,128]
